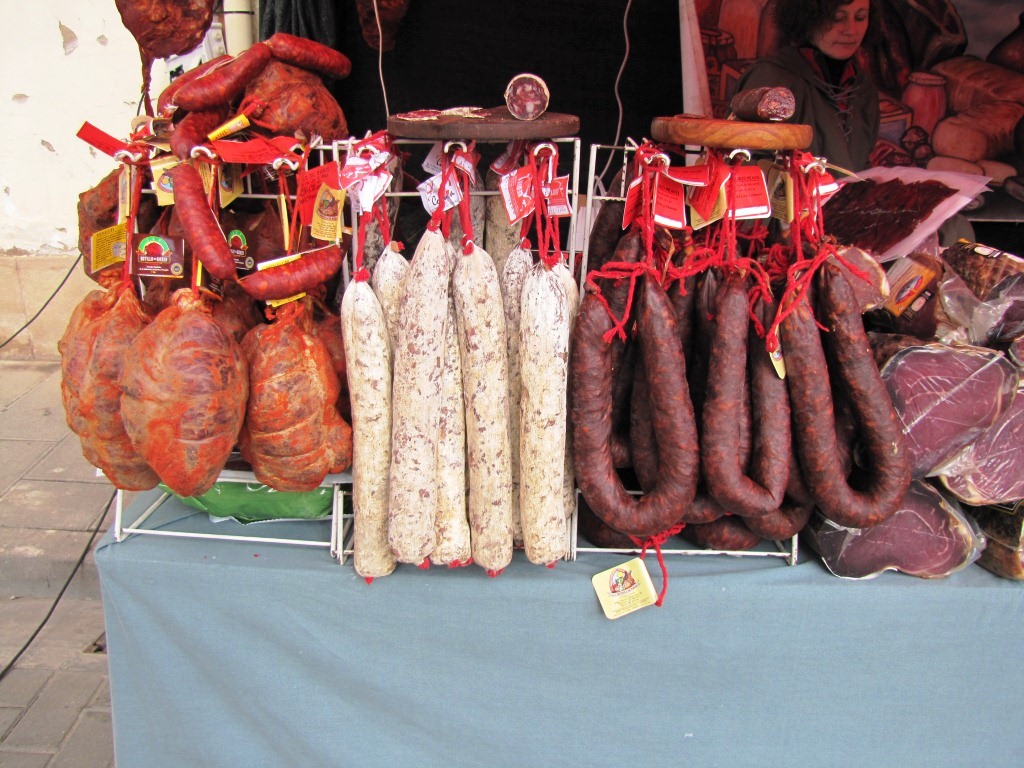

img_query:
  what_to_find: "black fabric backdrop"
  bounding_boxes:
[259,0,684,157]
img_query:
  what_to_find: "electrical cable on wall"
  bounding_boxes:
[0,490,115,684]
[373,0,391,117]
[597,0,634,185]
[0,254,81,351]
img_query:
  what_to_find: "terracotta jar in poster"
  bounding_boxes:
[756,0,780,57]
[901,71,947,137]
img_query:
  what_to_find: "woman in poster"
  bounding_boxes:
[735,0,878,172]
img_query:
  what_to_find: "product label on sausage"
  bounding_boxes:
[206,114,251,142]
[117,166,131,224]
[90,222,128,273]
[149,155,182,206]
[129,233,185,279]
[297,160,341,225]
[621,176,643,229]
[500,166,534,224]
[592,557,657,620]
[728,165,770,219]
[688,155,729,220]
[542,176,573,218]
[652,171,687,229]
[688,186,727,230]
[767,165,794,223]
[227,229,255,274]
[417,172,462,215]
[311,184,347,242]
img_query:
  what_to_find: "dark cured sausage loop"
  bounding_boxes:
[174,44,273,113]
[167,163,237,281]
[238,245,344,301]
[158,54,232,115]
[264,33,352,79]
[685,515,761,551]
[169,106,230,161]
[741,499,812,540]
[782,262,910,528]
[570,274,699,537]
[702,274,789,518]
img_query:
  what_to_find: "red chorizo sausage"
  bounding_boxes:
[570,273,699,537]
[169,105,231,161]
[741,499,812,540]
[685,515,761,550]
[782,261,910,528]
[702,275,789,517]
[264,33,352,79]
[174,43,272,112]
[158,55,232,115]
[167,163,237,281]
[238,245,344,301]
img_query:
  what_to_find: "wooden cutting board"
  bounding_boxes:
[388,107,579,141]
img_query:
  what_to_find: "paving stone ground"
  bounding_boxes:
[0,361,116,768]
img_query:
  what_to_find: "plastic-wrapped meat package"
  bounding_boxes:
[935,383,1024,505]
[941,240,1024,343]
[804,481,984,579]
[969,505,1024,579]
[870,336,1018,478]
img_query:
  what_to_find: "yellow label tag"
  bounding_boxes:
[90,222,128,272]
[767,166,794,224]
[311,184,347,242]
[150,154,181,206]
[257,253,301,270]
[207,113,251,142]
[218,163,244,208]
[197,163,216,196]
[769,342,787,380]
[266,292,307,307]
[592,557,657,620]
[688,186,727,230]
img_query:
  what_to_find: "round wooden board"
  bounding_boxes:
[651,114,813,151]
[387,107,580,141]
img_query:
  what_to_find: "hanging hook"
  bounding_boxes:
[443,140,468,155]
[114,149,145,164]
[189,146,217,161]
[727,148,752,164]
[272,156,300,172]
[803,156,827,175]
[643,152,671,168]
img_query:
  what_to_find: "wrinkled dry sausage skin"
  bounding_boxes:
[570,275,699,537]
[158,54,232,115]
[629,363,657,492]
[169,105,230,161]
[167,163,237,281]
[264,32,352,79]
[607,231,643,443]
[782,262,910,528]
[174,43,272,112]
[238,245,343,301]
[742,499,812,540]
[685,515,761,550]
[703,275,789,517]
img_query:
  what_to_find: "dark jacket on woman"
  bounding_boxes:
[736,45,880,172]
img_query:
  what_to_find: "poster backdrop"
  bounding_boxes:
[698,0,1024,171]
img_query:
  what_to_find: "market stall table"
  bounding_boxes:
[96,491,1023,767]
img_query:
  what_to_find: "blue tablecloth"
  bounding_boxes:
[96,490,1024,768]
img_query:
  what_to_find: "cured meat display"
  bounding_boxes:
[805,481,983,579]
[823,178,956,255]
[58,285,159,491]
[77,170,158,286]
[969,505,1024,580]
[240,61,349,142]
[119,289,249,498]
[871,336,1019,478]
[941,241,1024,342]
[935,383,1024,506]
[239,299,352,492]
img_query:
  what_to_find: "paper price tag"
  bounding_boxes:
[621,176,643,229]
[688,157,729,221]
[542,175,572,218]
[767,165,794,223]
[688,186,727,230]
[90,222,128,273]
[225,228,256,274]
[356,170,392,214]
[76,121,130,158]
[149,155,181,206]
[653,171,687,229]
[218,164,244,208]
[491,139,527,175]
[728,165,771,220]
[422,141,444,176]
[212,138,292,165]
[117,167,131,224]
[667,164,711,187]
[417,173,463,215]
[500,166,534,224]
[592,557,657,620]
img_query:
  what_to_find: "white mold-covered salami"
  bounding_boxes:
[484,168,521,279]
[453,243,514,572]
[431,293,471,566]
[518,263,571,564]
[449,177,486,252]
[554,260,580,520]
[387,228,451,563]
[502,244,534,545]
[340,280,396,579]
[370,243,409,361]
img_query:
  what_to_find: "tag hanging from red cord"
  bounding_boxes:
[120,163,146,288]
[525,142,563,269]
[628,521,687,607]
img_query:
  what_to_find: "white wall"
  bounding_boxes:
[0,0,142,254]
